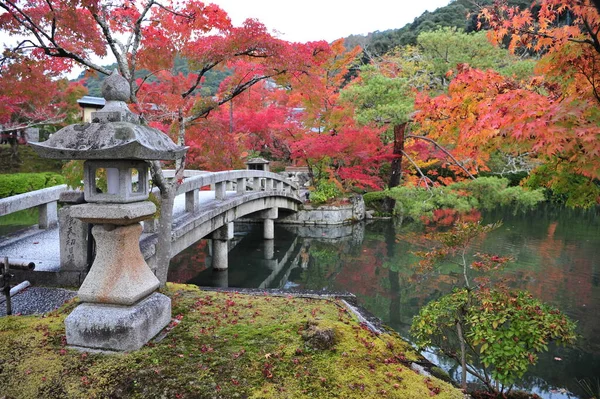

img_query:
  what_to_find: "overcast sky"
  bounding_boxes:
[211,0,451,42]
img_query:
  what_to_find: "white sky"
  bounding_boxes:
[212,0,451,43]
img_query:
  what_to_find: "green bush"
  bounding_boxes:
[309,180,343,204]
[0,172,66,198]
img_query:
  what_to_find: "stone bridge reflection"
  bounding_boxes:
[168,222,365,290]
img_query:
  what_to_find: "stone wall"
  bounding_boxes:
[278,195,365,226]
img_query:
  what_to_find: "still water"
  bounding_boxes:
[169,205,600,398]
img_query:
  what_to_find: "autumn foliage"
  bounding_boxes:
[1,0,598,206]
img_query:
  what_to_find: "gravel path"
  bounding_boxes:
[0,286,77,316]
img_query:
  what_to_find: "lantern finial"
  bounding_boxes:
[102,69,130,102]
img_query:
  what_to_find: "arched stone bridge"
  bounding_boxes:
[0,169,301,286]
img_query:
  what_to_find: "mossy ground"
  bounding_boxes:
[0,284,464,398]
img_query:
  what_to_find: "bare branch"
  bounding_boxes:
[400,150,433,192]
[408,134,476,179]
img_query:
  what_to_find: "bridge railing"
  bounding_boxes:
[175,170,299,213]
[0,184,67,229]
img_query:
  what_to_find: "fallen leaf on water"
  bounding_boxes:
[554,357,562,361]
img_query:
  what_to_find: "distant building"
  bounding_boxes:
[77,96,105,122]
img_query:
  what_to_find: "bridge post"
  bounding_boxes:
[265,178,274,191]
[253,177,261,191]
[276,180,284,191]
[185,189,199,212]
[39,201,58,229]
[236,178,246,194]
[211,222,233,270]
[215,182,226,200]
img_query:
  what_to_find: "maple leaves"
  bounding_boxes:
[481,0,600,103]
[413,63,600,204]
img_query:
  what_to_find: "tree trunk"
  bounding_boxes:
[154,182,176,286]
[388,123,406,189]
[153,110,187,287]
[384,123,406,214]
[9,132,20,163]
[150,161,177,287]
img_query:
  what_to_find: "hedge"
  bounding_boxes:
[0,172,66,199]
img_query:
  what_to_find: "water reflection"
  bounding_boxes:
[168,205,600,399]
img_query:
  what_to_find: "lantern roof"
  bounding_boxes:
[31,70,186,161]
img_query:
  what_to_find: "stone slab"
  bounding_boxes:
[65,292,171,351]
[69,201,156,225]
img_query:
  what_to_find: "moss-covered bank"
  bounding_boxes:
[0,284,464,398]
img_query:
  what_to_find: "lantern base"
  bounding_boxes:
[65,292,171,352]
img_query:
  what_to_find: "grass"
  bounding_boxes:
[0,284,465,398]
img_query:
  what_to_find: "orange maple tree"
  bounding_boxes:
[412,1,600,206]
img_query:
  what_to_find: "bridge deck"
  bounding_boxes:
[0,190,241,272]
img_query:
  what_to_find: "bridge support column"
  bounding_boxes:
[211,222,233,270]
[264,219,274,240]
[212,269,229,287]
[264,239,275,260]
[260,207,278,240]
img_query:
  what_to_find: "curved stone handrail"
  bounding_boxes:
[0,184,67,229]
[142,169,300,264]
[175,170,299,196]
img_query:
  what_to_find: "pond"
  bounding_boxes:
[168,204,600,399]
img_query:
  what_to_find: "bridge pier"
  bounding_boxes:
[210,222,234,270]
[260,207,278,240]
[264,239,275,260]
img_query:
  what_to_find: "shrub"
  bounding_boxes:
[309,180,343,204]
[0,172,65,198]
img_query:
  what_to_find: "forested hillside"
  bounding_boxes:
[344,0,532,56]
[78,57,230,97]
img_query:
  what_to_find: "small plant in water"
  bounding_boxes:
[410,219,577,397]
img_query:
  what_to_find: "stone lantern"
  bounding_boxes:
[245,157,270,172]
[31,70,186,351]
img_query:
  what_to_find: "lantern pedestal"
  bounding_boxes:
[65,292,171,351]
[65,200,170,351]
